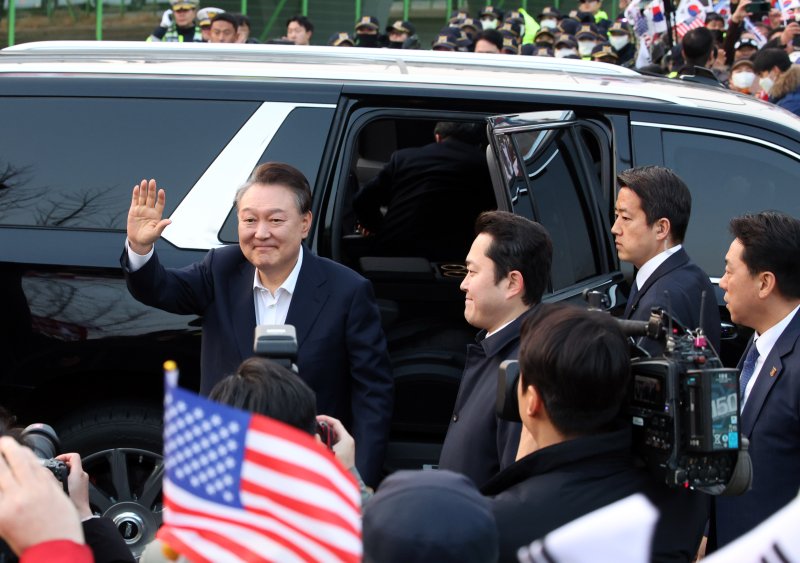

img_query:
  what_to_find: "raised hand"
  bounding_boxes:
[127,179,172,255]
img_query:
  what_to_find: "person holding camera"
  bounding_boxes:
[481,304,708,562]
[122,162,393,488]
[612,166,721,356]
[438,211,552,488]
[713,212,800,548]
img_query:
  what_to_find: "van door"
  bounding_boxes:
[486,110,623,307]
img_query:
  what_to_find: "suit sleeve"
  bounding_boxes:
[352,155,397,233]
[344,277,394,487]
[121,247,216,316]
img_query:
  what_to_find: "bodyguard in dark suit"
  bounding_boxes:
[613,166,720,355]
[438,211,552,488]
[353,121,495,261]
[714,211,800,547]
[122,163,393,486]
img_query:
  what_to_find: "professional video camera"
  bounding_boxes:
[496,296,752,496]
[252,324,332,447]
[20,423,70,493]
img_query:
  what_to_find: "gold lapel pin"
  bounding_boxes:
[770,367,777,377]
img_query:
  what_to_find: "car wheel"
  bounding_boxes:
[57,403,164,559]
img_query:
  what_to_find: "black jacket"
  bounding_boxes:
[438,310,531,488]
[482,428,709,563]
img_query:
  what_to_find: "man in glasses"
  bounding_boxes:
[146,0,203,43]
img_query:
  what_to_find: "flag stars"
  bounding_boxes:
[211,414,222,426]
[229,422,240,434]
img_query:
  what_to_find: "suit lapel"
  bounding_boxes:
[233,259,258,361]
[742,310,800,436]
[286,250,329,349]
[625,249,689,318]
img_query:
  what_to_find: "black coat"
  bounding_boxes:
[437,310,529,488]
[353,138,495,261]
[482,428,709,563]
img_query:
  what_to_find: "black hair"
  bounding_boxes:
[235,162,313,215]
[730,211,800,299]
[209,357,317,435]
[433,121,485,145]
[211,12,239,30]
[475,211,552,305]
[681,27,714,67]
[753,48,791,74]
[287,15,314,33]
[234,13,251,28]
[519,303,631,436]
[617,165,692,244]
[474,29,504,51]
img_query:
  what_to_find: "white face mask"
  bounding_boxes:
[608,35,629,51]
[540,18,557,29]
[759,76,774,95]
[481,19,498,30]
[578,40,596,56]
[556,48,577,58]
[731,71,755,89]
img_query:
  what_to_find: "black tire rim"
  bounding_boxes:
[83,447,164,559]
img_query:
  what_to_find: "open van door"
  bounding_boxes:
[486,110,623,306]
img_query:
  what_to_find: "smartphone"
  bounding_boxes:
[316,421,334,450]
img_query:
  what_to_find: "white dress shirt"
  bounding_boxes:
[634,244,682,292]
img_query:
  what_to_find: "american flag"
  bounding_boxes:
[157,380,362,563]
[676,11,707,39]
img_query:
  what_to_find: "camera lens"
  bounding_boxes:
[20,423,61,460]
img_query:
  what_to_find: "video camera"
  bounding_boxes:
[496,297,752,496]
[252,324,332,448]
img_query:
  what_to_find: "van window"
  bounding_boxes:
[0,97,258,230]
[662,130,800,277]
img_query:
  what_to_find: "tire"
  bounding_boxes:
[57,403,164,560]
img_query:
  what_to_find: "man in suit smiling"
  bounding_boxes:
[714,211,800,547]
[122,162,393,486]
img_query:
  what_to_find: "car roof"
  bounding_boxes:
[2,41,799,132]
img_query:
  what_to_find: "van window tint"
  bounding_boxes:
[499,127,601,291]
[0,98,258,230]
[662,131,800,278]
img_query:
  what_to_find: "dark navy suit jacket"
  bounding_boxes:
[624,248,721,355]
[122,245,393,485]
[714,309,800,546]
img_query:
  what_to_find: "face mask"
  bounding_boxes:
[556,48,577,58]
[731,71,755,89]
[481,19,498,30]
[578,40,596,56]
[540,18,557,29]
[356,33,379,47]
[609,35,629,50]
[759,76,774,95]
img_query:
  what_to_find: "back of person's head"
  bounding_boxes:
[433,121,484,144]
[475,211,552,305]
[681,27,714,67]
[617,165,692,243]
[474,28,504,50]
[235,162,312,214]
[753,48,791,74]
[209,357,317,435]
[519,303,630,436]
[729,211,800,299]
[363,469,498,563]
[287,14,314,32]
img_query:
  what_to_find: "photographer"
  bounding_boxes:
[481,304,708,562]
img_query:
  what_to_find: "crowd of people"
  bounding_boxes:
[0,157,798,562]
[144,0,800,115]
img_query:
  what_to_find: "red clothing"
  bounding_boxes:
[20,540,93,563]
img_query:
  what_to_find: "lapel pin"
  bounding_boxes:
[770,367,777,377]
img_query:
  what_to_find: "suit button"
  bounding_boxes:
[452,414,458,422]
